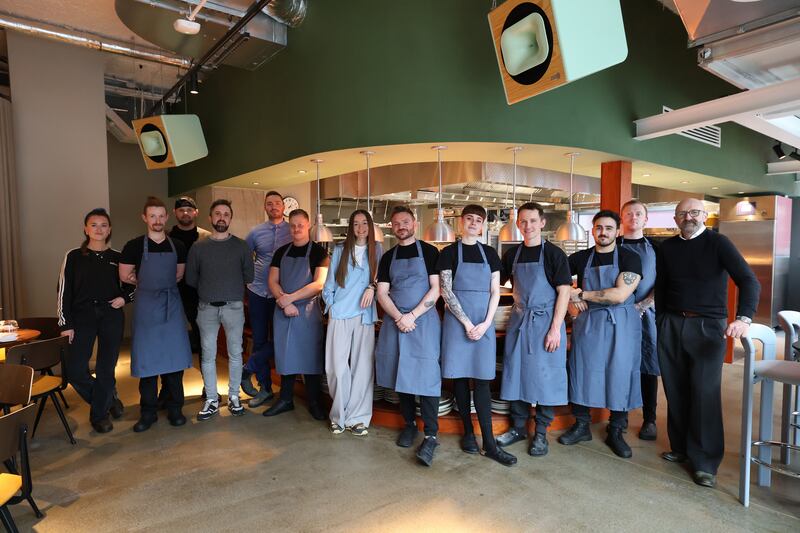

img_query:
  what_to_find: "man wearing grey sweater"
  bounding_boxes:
[185,199,255,420]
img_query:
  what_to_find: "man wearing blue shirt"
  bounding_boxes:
[242,191,292,406]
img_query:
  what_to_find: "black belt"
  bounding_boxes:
[209,301,228,307]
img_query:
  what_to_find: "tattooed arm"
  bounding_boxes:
[581,271,641,305]
[411,274,440,318]
[440,269,474,331]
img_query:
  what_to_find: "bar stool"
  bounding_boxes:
[777,311,800,465]
[739,323,800,507]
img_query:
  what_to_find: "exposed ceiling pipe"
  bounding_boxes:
[0,12,191,69]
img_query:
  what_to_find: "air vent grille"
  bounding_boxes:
[663,106,722,147]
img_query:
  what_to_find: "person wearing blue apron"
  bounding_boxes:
[620,200,659,441]
[119,196,193,433]
[438,205,516,466]
[263,209,330,421]
[496,202,573,458]
[376,206,442,466]
[559,210,643,458]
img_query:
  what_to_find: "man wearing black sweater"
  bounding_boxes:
[655,198,759,488]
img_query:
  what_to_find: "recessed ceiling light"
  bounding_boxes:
[252,182,260,185]
[711,186,719,190]
[298,170,307,174]
[680,180,690,184]
[642,173,651,177]
[738,191,745,194]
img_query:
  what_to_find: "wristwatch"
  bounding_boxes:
[736,316,752,325]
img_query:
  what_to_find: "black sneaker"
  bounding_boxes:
[460,434,480,454]
[109,396,124,420]
[605,427,632,458]
[638,421,657,441]
[240,370,259,397]
[228,397,245,416]
[496,427,527,447]
[91,416,113,434]
[529,433,549,457]
[485,447,517,466]
[396,424,419,448]
[416,436,439,466]
[197,399,219,421]
[557,421,592,445]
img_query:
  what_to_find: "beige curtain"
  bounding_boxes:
[0,96,22,319]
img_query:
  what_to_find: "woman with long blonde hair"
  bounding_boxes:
[322,209,383,435]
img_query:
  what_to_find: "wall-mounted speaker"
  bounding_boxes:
[488,0,628,105]
[132,114,208,170]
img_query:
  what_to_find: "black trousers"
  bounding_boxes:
[641,374,659,424]
[279,374,321,406]
[399,393,439,436]
[658,312,727,474]
[510,401,555,435]
[572,404,627,429]
[453,378,496,451]
[65,304,124,423]
[140,371,184,418]
[178,282,201,352]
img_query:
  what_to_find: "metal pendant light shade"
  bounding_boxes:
[360,150,384,243]
[311,159,333,242]
[554,152,587,247]
[423,145,455,243]
[500,146,524,242]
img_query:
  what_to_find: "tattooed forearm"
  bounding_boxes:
[424,300,435,308]
[440,270,469,324]
[622,271,639,285]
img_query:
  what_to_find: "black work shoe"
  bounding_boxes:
[109,398,124,420]
[661,451,688,463]
[262,399,294,417]
[416,436,439,466]
[460,433,480,454]
[396,424,419,448]
[558,422,592,445]
[638,421,657,441]
[605,427,632,458]
[496,427,528,448]
[168,412,187,427]
[133,415,157,433]
[529,433,549,457]
[308,403,327,421]
[693,471,716,488]
[240,370,259,397]
[91,417,113,434]
[485,447,517,466]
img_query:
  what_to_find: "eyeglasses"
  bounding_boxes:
[676,209,705,219]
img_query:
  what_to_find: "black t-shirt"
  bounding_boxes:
[377,240,439,283]
[169,226,202,251]
[568,246,643,289]
[435,241,501,278]
[617,236,659,253]
[120,236,187,272]
[501,241,572,288]
[270,241,330,271]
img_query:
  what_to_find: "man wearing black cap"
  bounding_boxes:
[169,196,211,353]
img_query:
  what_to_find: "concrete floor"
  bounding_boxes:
[7,344,800,533]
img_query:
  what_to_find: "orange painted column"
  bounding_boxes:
[600,161,633,212]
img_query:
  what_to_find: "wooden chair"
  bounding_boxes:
[15,317,69,409]
[0,404,42,532]
[0,364,34,415]
[6,337,75,445]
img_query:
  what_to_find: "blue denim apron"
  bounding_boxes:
[501,242,568,406]
[375,240,441,397]
[620,237,659,376]
[131,237,192,378]
[568,247,642,411]
[441,240,495,380]
[273,243,324,375]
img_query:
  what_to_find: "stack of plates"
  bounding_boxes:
[494,305,513,332]
[384,389,400,404]
[415,393,454,417]
[451,391,477,414]
[491,394,511,415]
[373,384,385,402]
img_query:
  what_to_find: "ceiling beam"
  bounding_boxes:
[766,159,800,176]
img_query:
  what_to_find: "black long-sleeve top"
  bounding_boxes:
[655,229,760,320]
[57,247,135,331]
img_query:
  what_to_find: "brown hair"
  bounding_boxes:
[81,208,112,255]
[335,210,378,288]
[518,202,545,218]
[142,196,166,215]
[461,204,486,220]
[265,191,283,201]
[621,199,648,215]
[288,208,309,221]
[210,198,233,216]
[390,205,415,219]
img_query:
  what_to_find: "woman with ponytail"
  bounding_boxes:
[322,209,383,435]
[57,208,134,434]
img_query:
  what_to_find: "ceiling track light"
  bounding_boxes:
[188,70,199,95]
[773,141,787,160]
[789,150,800,162]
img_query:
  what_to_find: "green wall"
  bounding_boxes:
[170,0,794,195]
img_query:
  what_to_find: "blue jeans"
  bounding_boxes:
[245,289,275,386]
[197,301,245,401]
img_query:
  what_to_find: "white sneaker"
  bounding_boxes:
[228,396,245,416]
[197,399,219,421]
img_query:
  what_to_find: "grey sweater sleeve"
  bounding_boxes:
[185,245,200,288]
[242,240,255,285]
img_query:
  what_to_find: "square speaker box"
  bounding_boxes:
[488,0,628,105]
[132,114,209,170]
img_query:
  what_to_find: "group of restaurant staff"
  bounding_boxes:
[56,191,759,488]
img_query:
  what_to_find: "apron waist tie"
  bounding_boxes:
[515,304,549,353]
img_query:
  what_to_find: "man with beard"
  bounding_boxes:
[655,198,758,488]
[560,210,643,458]
[186,200,254,421]
[376,206,442,466]
[120,196,192,432]
[169,197,210,353]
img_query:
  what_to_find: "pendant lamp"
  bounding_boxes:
[360,150,385,243]
[554,152,587,246]
[422,145,455,243]
[499,146,524,242]
[310,158,333,242]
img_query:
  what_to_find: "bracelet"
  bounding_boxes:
[410,310,416,319]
